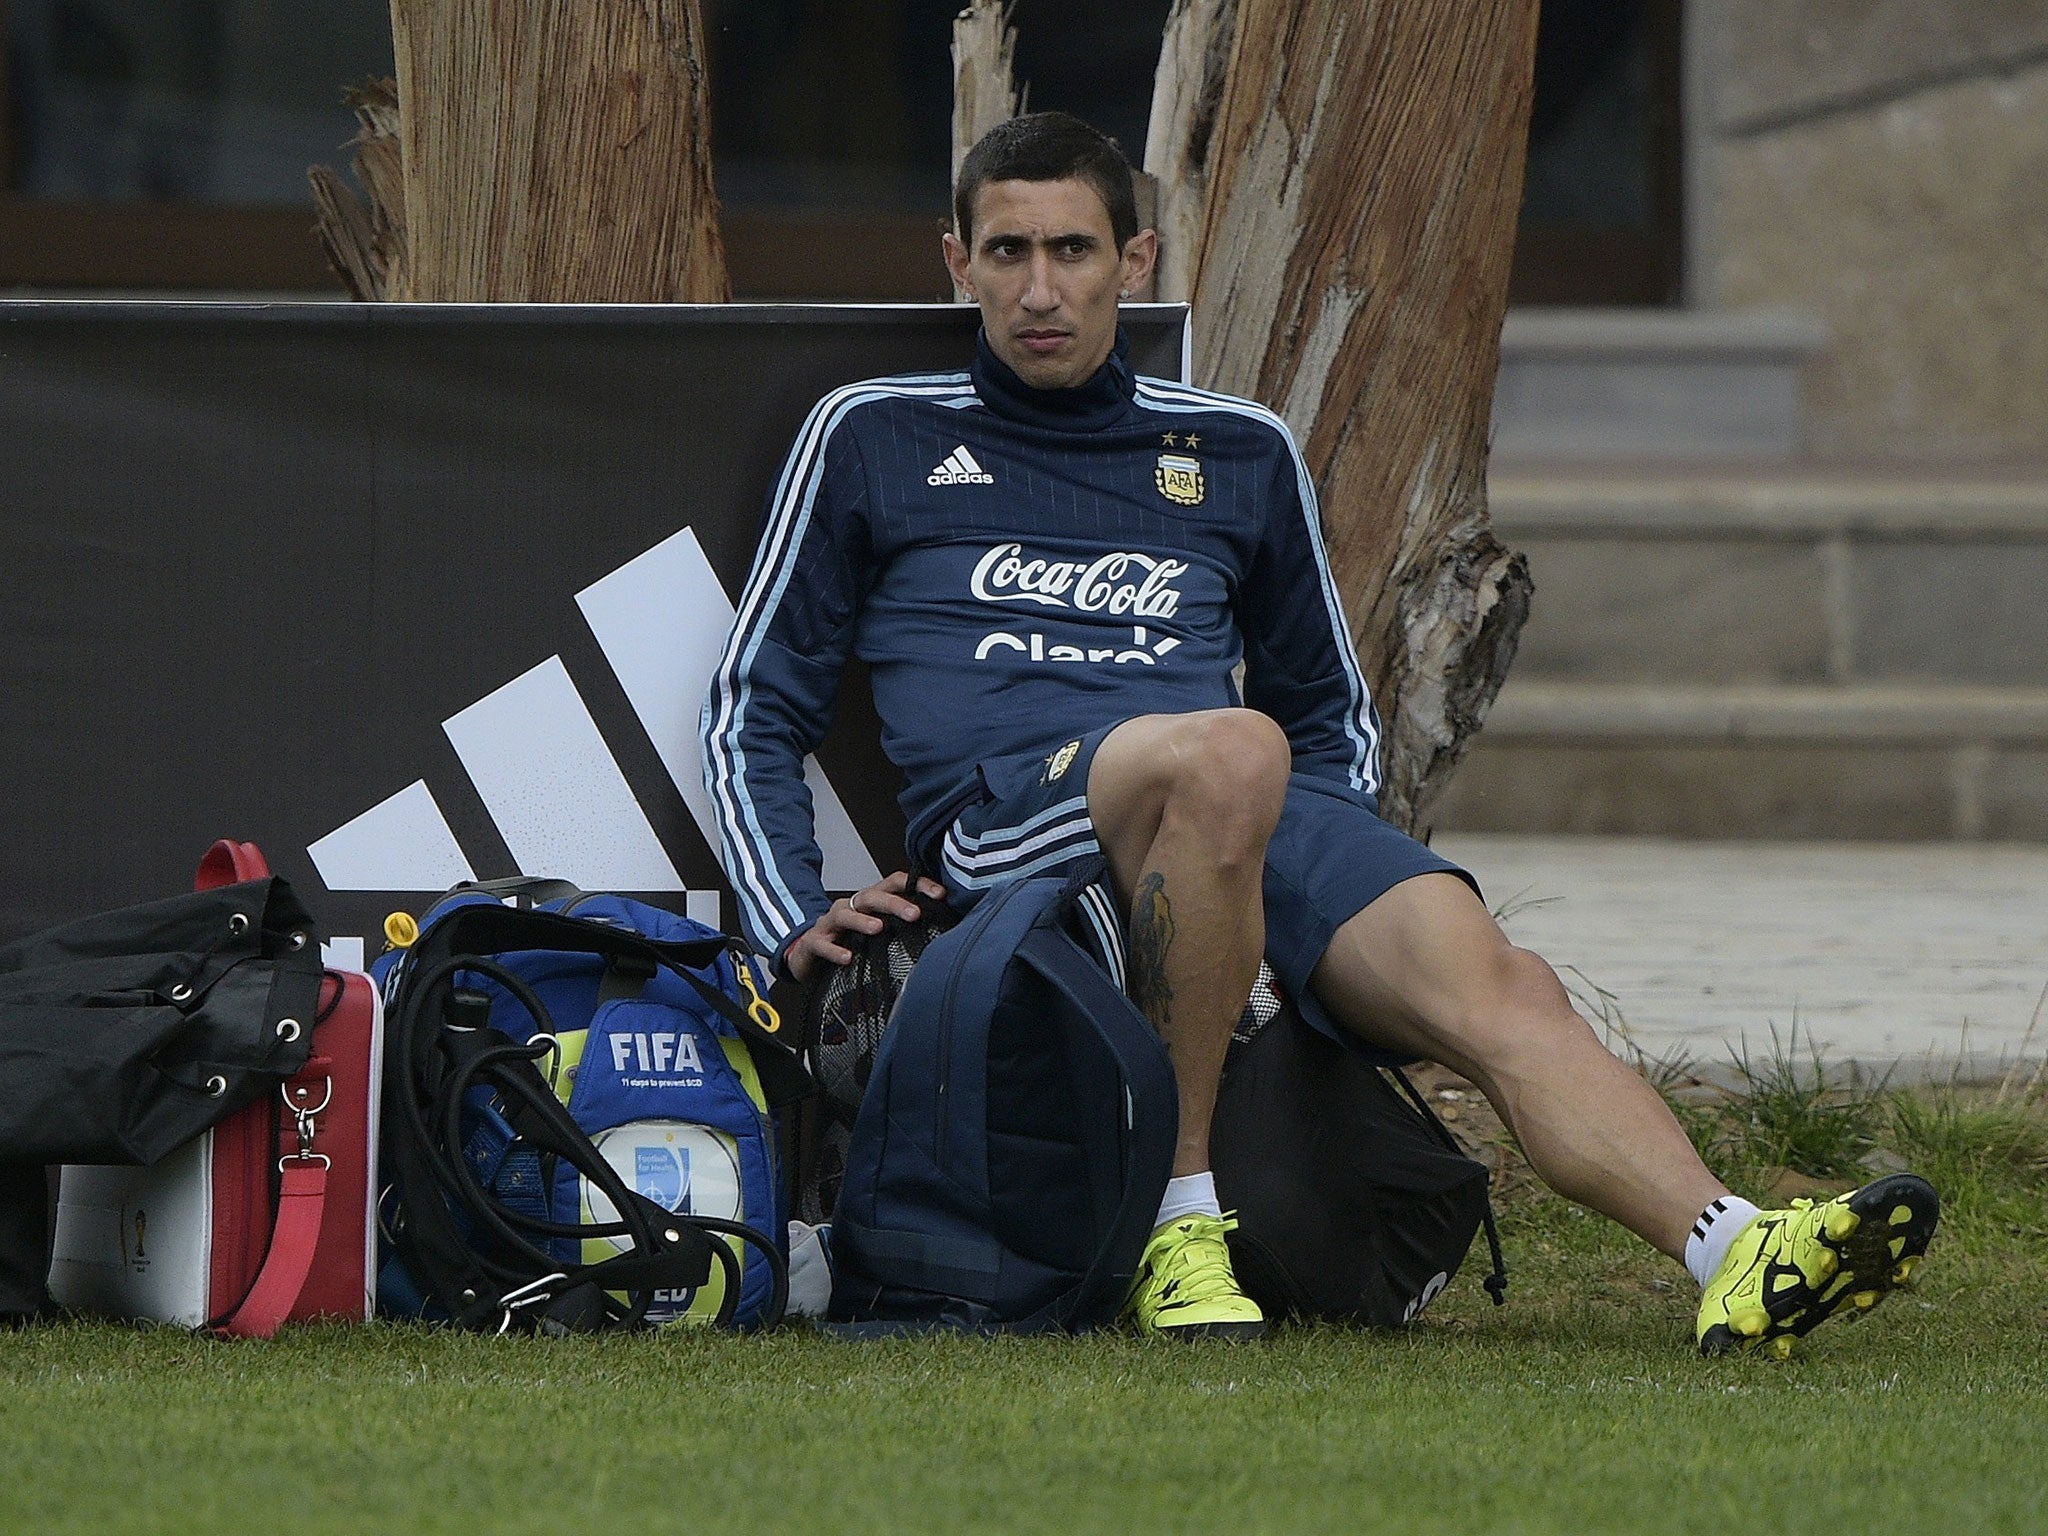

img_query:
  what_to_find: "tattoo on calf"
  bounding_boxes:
[1128,871,1176,1027]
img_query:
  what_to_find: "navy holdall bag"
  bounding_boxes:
[826,861,1177,1334]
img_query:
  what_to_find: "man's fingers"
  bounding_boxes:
[792,876,950,984]
[787,922,858,984]
[829,896,889,936]
[852,878,926,924]
[875,871,925,920]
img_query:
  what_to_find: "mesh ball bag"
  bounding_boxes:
[797,893,957,1223]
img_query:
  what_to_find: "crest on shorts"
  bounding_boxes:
[1046,739,1082,782]
[1154,453,1205,507]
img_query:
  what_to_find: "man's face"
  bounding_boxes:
[943,177,1157,391]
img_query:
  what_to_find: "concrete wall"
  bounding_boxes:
[1688,1,2048,464]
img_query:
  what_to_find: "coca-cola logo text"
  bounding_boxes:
[969,543,1188,619]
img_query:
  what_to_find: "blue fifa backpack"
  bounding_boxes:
[373,881,810,1332]
[827,862,1178,1333]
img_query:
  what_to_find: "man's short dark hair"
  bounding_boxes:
[954,111,1140,252]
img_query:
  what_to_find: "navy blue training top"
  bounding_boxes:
[699,328,1385,960]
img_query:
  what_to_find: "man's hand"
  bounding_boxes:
[785,871,947,984]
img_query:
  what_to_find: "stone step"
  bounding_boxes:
[1492,308,1824,462]
[1489,468,2048,688]
[1431,681,2048,841]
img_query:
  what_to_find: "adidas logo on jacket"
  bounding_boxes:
[928,445,995,485]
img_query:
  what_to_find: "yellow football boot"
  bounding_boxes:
[1697,1173,1938,1357]
[1126,1213,1267,1340]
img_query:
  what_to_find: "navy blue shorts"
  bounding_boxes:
[927,720,1481,1064]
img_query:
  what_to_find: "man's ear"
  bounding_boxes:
[1121,228,1159,302]
[942,231,974,301]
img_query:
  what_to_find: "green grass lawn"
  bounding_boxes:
[7,1083,2048,1535]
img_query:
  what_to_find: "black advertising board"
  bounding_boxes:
[0,301,1190,956]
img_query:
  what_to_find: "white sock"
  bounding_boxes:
[1684,1195,1762,1290]
[1154,1171,1222,1230]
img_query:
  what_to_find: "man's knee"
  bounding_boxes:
[1097,712,1286,868]
[1164,709,1290,818]
[1464,942,1601,1069]
[1491,943,1573,1015]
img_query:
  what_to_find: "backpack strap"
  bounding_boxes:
[213,1049,332,1338]
[210,967,354,1337]
[1012,920,1178,1330]
[1388,1066,1508,1306]
[453,876,587,908]
[215,1161,326,1337]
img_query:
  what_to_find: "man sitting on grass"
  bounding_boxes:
[699,111,1939,1352]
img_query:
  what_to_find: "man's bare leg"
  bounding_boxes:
[1086,709,1288,1175]
[1311,872,1725,1258]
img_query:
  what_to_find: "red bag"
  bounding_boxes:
[50,842,381,1334]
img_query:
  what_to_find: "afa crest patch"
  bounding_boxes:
[1046,739,1082,782]
[1155,453,1205,507]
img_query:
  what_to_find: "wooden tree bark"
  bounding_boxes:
[373,0,727,303]
[309,79,405,301]
[950,1,1022,193]
[1156,0,1538,831]
[1142,0,1238,305]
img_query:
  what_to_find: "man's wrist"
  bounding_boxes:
[773,920,816,984]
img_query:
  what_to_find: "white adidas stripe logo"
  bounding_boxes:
[927,445,994,486]
[304,526,880,920]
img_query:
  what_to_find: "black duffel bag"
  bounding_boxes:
[1210,969,1507,1327]
[0,875,324,1318]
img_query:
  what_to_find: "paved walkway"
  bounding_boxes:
[1431,834,2048,1082]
